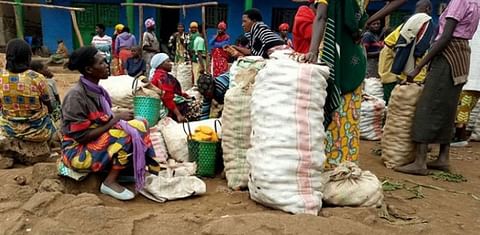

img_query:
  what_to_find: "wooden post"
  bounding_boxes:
[70,10,84,47]
[14,0,24,39]
[201,6,210,75]
[139,5,144,46]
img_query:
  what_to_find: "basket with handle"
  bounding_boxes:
[132,76,161,128]
[183,120,222,177]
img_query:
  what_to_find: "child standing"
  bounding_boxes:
[124,46,146,77]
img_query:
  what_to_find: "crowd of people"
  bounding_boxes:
[0,0,479,202]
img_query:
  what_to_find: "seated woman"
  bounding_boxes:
[149,53,190,122]
[0,39,55,143]
[61,46,159,200]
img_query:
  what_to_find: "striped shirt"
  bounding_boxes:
[247,22,285,58]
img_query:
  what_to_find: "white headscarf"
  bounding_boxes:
[149,53,169,80]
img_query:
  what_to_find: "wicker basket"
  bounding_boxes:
[183,120,222,177]
[132,77,161,127]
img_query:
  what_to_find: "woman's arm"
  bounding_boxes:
[367,0,407,26]
[407,18,458,79]
[306,3,328,63]
[231,45,251,56]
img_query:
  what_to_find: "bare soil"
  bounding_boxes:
[0,67,479,235]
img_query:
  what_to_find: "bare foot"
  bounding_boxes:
[427,160,450,172]
[394,163,429,176]
[103,181,127,193]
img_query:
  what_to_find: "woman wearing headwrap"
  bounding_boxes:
[111,24,124,75]
[61,46,159,200]
[0,39,55,142]
[209,21,230,77]
[150,53,191,122]
[143,18,160,72]
[278,23,293,48]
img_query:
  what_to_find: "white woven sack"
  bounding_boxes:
[471,111,480,141]
[228,56,265,88]
[360,95,386,141]
[222,69,257,190]
[247,57,329,215]
[176,63,193,91]
[467,101,480,131]
[140,174,206,203]
[158,117,189,162]
[363,77,384,100]
[100,75,145,110]
[381,83,423,168]
[322,162,384,207]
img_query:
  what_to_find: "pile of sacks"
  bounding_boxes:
[382,83,423,168]
[247,52,329,215]
[222,57,266,190]
[363,77,384,100]
[360,95,386,141]
[100,75,145,110]
[175,62,193,91]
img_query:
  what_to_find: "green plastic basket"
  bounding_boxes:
[132,77,161,127]
[133,96,161,128]
[183,120,222,177]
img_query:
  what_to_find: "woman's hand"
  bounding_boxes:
[114,111,134,121]
[176,113,187,123]
[304,51,318,63]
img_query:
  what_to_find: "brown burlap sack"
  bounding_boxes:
[381,83,423,168]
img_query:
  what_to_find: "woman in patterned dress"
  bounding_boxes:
[61,46,158,200]
[305,0,406,169]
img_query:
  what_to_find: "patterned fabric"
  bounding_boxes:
[92,35,113,63]
[200,73,230,120]
[442,39,471,85]
[209,33,230,77]
[455,91,480,125]
[61,81,159,173]
[324,86,362,170]
[168,32,190,63]
[0,70,50,118]
[0,70,55,142]
[316,0,368,127]
[62,119,158,173]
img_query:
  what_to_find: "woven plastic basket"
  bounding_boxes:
[183,120,222,177]
[132,77,161,127]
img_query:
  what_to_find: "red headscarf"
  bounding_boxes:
[217,21,227,30]
[279,23,290,31]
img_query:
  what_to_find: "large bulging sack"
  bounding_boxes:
[176,63,193,91]
[363,77,384,100]
[360,95,386,141]
[158,118,189,162]
[100,75,146,110]
[222,68,259,190]
[381,83,423,168]
[322,162,384,207]
[228,56,266,88]
[247,56,329,215]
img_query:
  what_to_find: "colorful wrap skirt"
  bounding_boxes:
[0,111,55,142]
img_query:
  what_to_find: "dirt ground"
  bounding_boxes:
[0,68,479,235]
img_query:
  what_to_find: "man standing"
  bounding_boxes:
[91,24,112,63]
[189,22,206,84]
[168,23,190,63]
[379,0,434,104]
[143,18,160,72]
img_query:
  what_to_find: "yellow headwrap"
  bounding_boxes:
[190,22,199,28]
[115,24,125,32]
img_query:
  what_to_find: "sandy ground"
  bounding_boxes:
[0,67,479,234]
